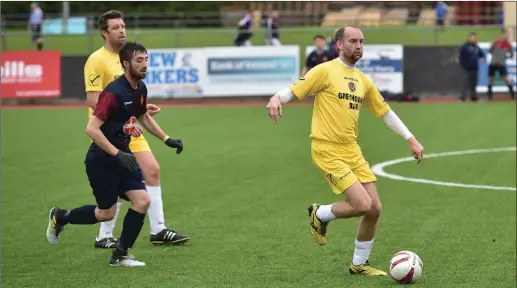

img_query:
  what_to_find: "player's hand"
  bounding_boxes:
[115,151,138,172]
[407,137,424,164]
[266,95,283,124]
[146,104,161,117]
[131,124,144,137]
[164,137,183,154]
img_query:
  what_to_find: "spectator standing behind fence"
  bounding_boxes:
[435,1,448,29]
[458,32,485,102]
[234,10,253,46]
[28,2,44,51]
[265,11,281,46]
[487,29,515,100]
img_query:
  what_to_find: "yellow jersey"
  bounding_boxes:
[84,47,124,117]
[289,58,391,144]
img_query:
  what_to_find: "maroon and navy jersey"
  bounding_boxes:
[305,50,333,71]
[89,75,147,157]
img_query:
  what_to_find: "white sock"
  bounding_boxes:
[96,202,121,241]
[147,185,167,235]
[315,204,337,223]
[352,239,374,266]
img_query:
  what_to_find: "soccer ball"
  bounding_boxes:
[389,250,423,284]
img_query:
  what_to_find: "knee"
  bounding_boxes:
[132,194,151,213]
[355,197,373,216]
[368,201,382,218]
[143,162,160,182]
[97,208,116,222]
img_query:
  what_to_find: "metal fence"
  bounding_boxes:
[1,25,510,56]
[0,9,506,29]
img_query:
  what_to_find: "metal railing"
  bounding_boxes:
[1,25,511,56]
[0,9,505,29]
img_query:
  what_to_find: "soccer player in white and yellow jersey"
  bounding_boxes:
[266,25,424,276]
[84,10,189,249]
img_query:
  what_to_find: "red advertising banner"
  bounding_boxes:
[1,51,61,98]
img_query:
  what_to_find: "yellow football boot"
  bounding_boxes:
[307,204,328,246]
[349,261,387,276]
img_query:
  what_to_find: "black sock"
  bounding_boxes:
[118,208,146,251]
[61,205,98,225]
[508,85,514,95]
[488,85,493,97]
[37,43,43,51]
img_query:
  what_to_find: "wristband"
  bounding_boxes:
[161,135,169,142]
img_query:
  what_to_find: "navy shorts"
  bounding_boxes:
[85,155,146,210]
[488,64,508,77]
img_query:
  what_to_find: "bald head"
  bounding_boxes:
[334,25,364,65]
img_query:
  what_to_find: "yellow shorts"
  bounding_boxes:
[311,139,376,194]
[129,134,152,153]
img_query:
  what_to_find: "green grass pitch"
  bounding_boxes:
[2,26,503,56]
[1,101,515,287]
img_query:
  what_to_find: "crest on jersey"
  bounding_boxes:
[348,82,356,92]
[123,116,137,135]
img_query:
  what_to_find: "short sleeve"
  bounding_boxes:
[363,76,391,117]
[289,64,327,100]
[84,56,103,92]
[93,92,118,121]
[139,87,148,116]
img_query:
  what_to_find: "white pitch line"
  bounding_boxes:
[371,147,517,191]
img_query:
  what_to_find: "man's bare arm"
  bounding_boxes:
[138,113,167,141]
[85,115,119,156]
[86,91,101,109]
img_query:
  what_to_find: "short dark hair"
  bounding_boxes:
[97,10,124,38]
[119,41,147,70]
[334,24,359,42]
[314,34,326,41]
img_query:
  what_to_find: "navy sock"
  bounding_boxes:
[62,205,98,225]
[118,208,146,251]
[508,85,514,94]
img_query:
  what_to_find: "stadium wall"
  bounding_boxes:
[1,44,515,103]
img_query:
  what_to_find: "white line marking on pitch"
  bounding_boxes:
[371,147,516,191]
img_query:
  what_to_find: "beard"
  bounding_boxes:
[340,50,362,65]
[129,65,146,80]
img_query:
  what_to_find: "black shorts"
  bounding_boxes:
[488,64,508,77]
[31,24,41,41]
[85,155,146,209]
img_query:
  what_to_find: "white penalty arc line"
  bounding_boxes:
[371,147,517,191]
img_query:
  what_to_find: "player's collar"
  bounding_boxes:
[337,57,356,70]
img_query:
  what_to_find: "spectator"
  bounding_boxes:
[435,1,448,29]
[458,32,485,102]
[265,11,281,46]
[233,10,253,46]
[29,2,44,51]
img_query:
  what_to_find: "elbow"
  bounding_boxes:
[85,122,96,137]
[85,125,93,137]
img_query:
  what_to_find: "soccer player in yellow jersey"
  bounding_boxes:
[266,25,424,276]
[84,10,189,249]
